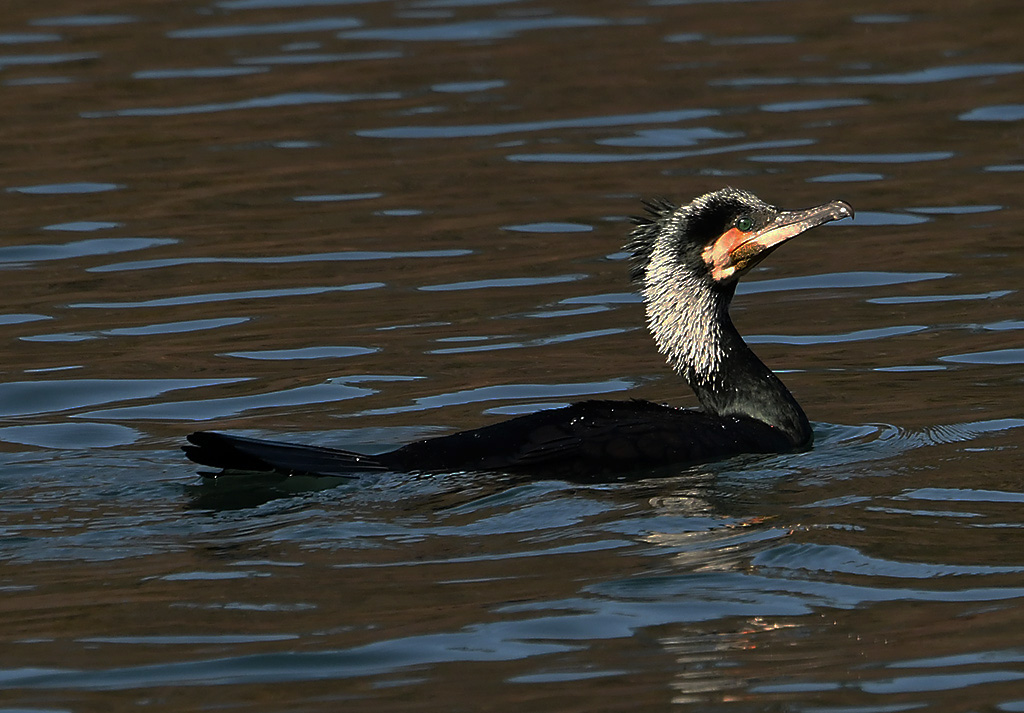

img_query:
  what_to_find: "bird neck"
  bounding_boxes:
[641,271,811,446]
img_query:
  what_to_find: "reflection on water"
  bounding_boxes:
[1,0,1023,710]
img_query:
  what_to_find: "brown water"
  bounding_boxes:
[1,0,1023,710]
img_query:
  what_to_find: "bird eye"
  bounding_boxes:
[735,216,754,232]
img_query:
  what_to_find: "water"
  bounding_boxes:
[1,0,1023,710]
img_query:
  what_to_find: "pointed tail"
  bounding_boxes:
[184,431,389,477]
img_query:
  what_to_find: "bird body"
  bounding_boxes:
[185,188,853,480]
[186,399,792,481]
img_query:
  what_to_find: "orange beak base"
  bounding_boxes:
[703,200,853,282]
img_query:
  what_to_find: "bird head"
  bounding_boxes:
[627,187,853,290]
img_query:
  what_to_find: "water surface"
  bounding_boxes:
[1,0,1023,710]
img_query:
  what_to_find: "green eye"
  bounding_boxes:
[735,216,754,232]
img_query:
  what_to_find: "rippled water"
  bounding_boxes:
[1,0,1023,710]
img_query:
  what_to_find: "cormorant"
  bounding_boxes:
[185,188,853,480]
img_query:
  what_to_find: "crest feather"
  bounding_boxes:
[624,197,676,284]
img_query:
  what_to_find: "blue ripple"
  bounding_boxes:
[939,349,1024,365]
[0,422,142,448]
[236,51,400,65]
[339,16,608,42]
[0,313,51,326]
[69,283,383,308]
[869,290,1011,305]
[223,346,378,360]
[839,63,1024,84]
[597,127,743,147]
[808,172,885,183]
[0,32,61,44]
[420,274,586,292]
[0,379,244,418]
[715,63,1024,87]
[749,151,954,164]
[358,108,718,139]
[43,221,123,231]
[168,17,362,38]
[7,182,122,194]
[80,382,378,421]
[739,271,950,295]
[294,192,383,202]
[30,15,136,26]
[82,92,400,118]
[104,317,251,336]
[428,328,628,354]
[133,67,266,79]
[0,238,175,265]
[0,52,100,68]
[510,138,815,164]
[754,542,1024,578]
[900,486,1024,504]
[354,379,634,417]
[89,249,469,272]
[760,98,869,112]
[747,325,927,346]
[846,211,930,226]
[960,105,1024,122]
[503,222,592,233]
[0,631,575,690]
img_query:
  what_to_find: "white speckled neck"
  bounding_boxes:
[641,239,725,385]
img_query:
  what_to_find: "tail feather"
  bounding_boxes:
[184,431,389,477]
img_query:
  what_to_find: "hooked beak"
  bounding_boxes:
[703,199,854,282]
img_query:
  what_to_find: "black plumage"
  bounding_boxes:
[185,188,853,480]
